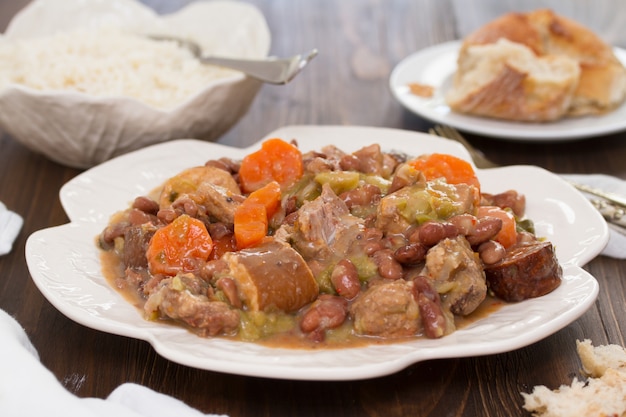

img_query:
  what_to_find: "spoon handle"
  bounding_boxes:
[199,49,318,85]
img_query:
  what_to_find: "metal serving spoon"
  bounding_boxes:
[149,35,318,85]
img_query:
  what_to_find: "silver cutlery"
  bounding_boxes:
[149,35,318,85]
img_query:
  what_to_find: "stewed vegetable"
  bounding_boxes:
[98,138,562,347]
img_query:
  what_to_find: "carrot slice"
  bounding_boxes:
[245,180,282,219]
[477,206,517,249]
[239,138,304,193]
[234,202,268,250]
[234,181,283,249]
[409,153,480,189]
[146,214,213,276]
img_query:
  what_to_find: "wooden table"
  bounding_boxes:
[1,1,625,416]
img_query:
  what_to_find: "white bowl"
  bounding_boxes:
[0,0,270,168]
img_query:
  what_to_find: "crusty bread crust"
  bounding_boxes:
[447,9,626,121]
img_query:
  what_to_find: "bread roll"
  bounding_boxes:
[447,9,626,121]
[522,339,626,417]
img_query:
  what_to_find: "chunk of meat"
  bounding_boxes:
[221,239,319,313]
[122,224,155,269]
[350,280,420,338]
[159,165,241,208]
[484,241,562,302]
[196,181,242,224]
[388,162,425,193]
[290,183,365,261]
[144,274,240,337]
[421,236,487,316]
[350,143,399,178]
[376,179,478,236]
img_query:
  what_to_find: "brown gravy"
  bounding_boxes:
[100,249,505,350]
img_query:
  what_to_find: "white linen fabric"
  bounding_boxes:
[451,0,626,47]
[0,202,23,256]
[0,309,226,417]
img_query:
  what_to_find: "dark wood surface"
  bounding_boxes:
[1,1,625,416]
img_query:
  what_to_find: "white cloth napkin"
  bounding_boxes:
[561,174,626,259]
[0,202,23,256]
[0,309,226,417]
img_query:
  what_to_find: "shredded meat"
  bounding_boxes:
[290,183,365,261]
[144,274,240,337]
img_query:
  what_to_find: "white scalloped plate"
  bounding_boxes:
[389,41,626,141]
[26,126,608,380]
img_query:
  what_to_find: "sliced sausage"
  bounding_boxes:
[484,241,562,302]
[221,239,319,313]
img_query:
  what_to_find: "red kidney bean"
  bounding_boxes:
[448,214,477,236]
[172,197,199,217]
[417,293,447,339]
[216,277,242,309]
[205,157,239,174]
[466,216,502,246]
[128,208,154,226]
[208,222,232,240]
[478,240,506,265]
[299,295,348,339]
[394,242,427,265]
[363,241,383,255]
[339,184,381,209]
[412,275,446,339]
[205,159,229,171]
[330,259,361,300]
[418,221,459,246]
[101,222,129,246]
[339,154,361,171]
[407,226,421,243]
[517,231,537,245]
[373,249,404,280]
[157,207,177,224]
[132,196,159,214]
[482,190,526,217]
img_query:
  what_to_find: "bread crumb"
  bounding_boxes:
[408,82,435,98]
[521,339,626,417]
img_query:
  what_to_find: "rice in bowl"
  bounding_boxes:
[0,0,271,168]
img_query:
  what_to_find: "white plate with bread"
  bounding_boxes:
[390,9,626,141]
